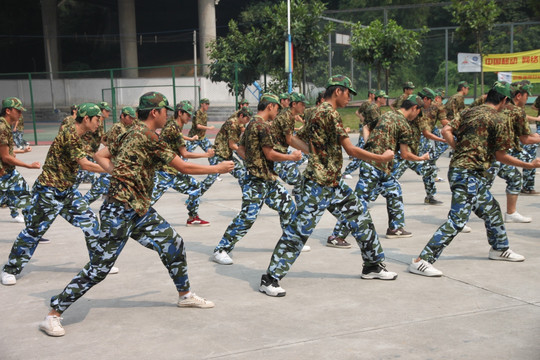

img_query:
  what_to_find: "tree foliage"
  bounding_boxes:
[350,19,425,90]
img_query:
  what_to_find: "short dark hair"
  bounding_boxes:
[457,83,468,92]
[485,89,507,105]
[0,108,8,117]
[315,92,324,105]
[257,100,274,112]
[323,85,347,99]
[401,100,417,110]
[75,115,84,123]
[137,109,151,120]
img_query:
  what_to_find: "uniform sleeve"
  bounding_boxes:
[227,122,240,143]
[364,105,380,131]
[513,107,531,137]
[259,123,276,148]
[153,138,176,165]
[332,110,349,139]
[0,123,10,146]
[68,132,88,161]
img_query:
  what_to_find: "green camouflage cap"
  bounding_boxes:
[403,81,415,89]
[326,74,357,95]
[279,92,290,100]
[176,101,193,116]
[511,81,533,96]
[290,92,310,105]
[368,88,376,95]
[2,97,26,111]
[458,81,469,88]
[138,91,174,111]
[78,103,102,118]
[239,99,249,105]
[418,87,436,100]
[435,88,445,97]
[374,90,389,98]
[260,93,281,107]
[492,81,512,98]
[121,106,136,118]
[238,107,253,118]
[199,98,210,105]
[99,101,112,111]
[406,95,424,108]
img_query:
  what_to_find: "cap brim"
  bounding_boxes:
[349,88,358,96]
[17,106,27,111]
[165,105,174,111]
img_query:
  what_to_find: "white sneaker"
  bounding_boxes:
[408,258,443,277]
[12,214,25,223]
[177,292,214,308]
[343,174,353,179]
[1,271,16,285]
[461,225,472,233]
[109,266,119,274]
[504,211,531,223]
[212,250,233,265]
[488,248,525,262]
[301,245,311,252]
[259,274,286,297]
[39,315,65,337]
[216,176,223,182]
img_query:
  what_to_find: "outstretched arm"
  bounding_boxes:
[340,136,394,163]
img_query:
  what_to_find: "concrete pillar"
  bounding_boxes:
[40,0,60,75]
[118,0,139,78]
[198,0,217,73]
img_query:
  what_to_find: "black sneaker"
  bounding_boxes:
[361,263,398,280]
[259,274,286,297]
[424,196,444,205]
[386,228,413,239]
[326,235,352,249]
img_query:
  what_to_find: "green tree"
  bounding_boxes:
[450,0,501,93]
[350,19,424,92]
[206,20,262,99]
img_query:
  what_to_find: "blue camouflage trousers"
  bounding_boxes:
[185,138,217,165]
[266,177,385,280]
[215,174,295,253]
[12,130,29,149]
[2,182,100,275]
[521,142,539,191]
[274,156,302,204]
[342,136,365,176]
[0,169,32,218]
[199,154,245,196]
[391,156,437,198]
[419,167,509,263]
[152,170,200,217]
[50,202,190,313]
[333,161,405,239]
[83,173,111,204]
[485,158,522,194]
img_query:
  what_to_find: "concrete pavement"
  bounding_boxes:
[1,138,539,359]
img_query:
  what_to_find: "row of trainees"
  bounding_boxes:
[342,80,540,240]
[0,75,539,337]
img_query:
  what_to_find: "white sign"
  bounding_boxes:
[336,33,350,45]
[497,72,513,83]
[458,53,482,72]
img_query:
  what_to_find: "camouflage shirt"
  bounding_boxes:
[15,116,24,132]
[394,93,409,110]
[59,115,75,133]
[0,117,15,177]
[469,96,486,108]
[103,121,135,147]
[364,110,413,174]
[37,123,88,191]
[297,102,348,187]
[445,93,466,121]
[419,104,447,133]
[240,115,277,181]
[214,116,242,159]
[108,122,176,216]
[271,108,295,153]
[81,120,105,154]
[159,118,187,175]
[502,102,530,152]
[357,101,371,127]
[533,96,540,129]
[449,105,512,171]
[363,102,382,131]
[188,109,208,139]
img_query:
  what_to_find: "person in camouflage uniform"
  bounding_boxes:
[271,91,310,204]
[211,93,304,266]
[484,81,540,223]
[408,81,540,277]
[83,101,113,203]
[343,88,377,179]
[0,98,40,225]
[12,113,30,151]
[522,89,540,195]
[185,98,216,164]
[330,95,428,245]
[151,101,214,226]
[259,76,397,298]
[392,88,443,205]
[444,81,469,121]
[59,104,78,131]
[279,92,290,110]
[391,81,415,111]
[1,103,109,287]
[198,106,252,196]
[39,92,234,337]
[469,94,487,108]
[424,89,450,181]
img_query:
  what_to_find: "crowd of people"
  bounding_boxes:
[0,74,539,337]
